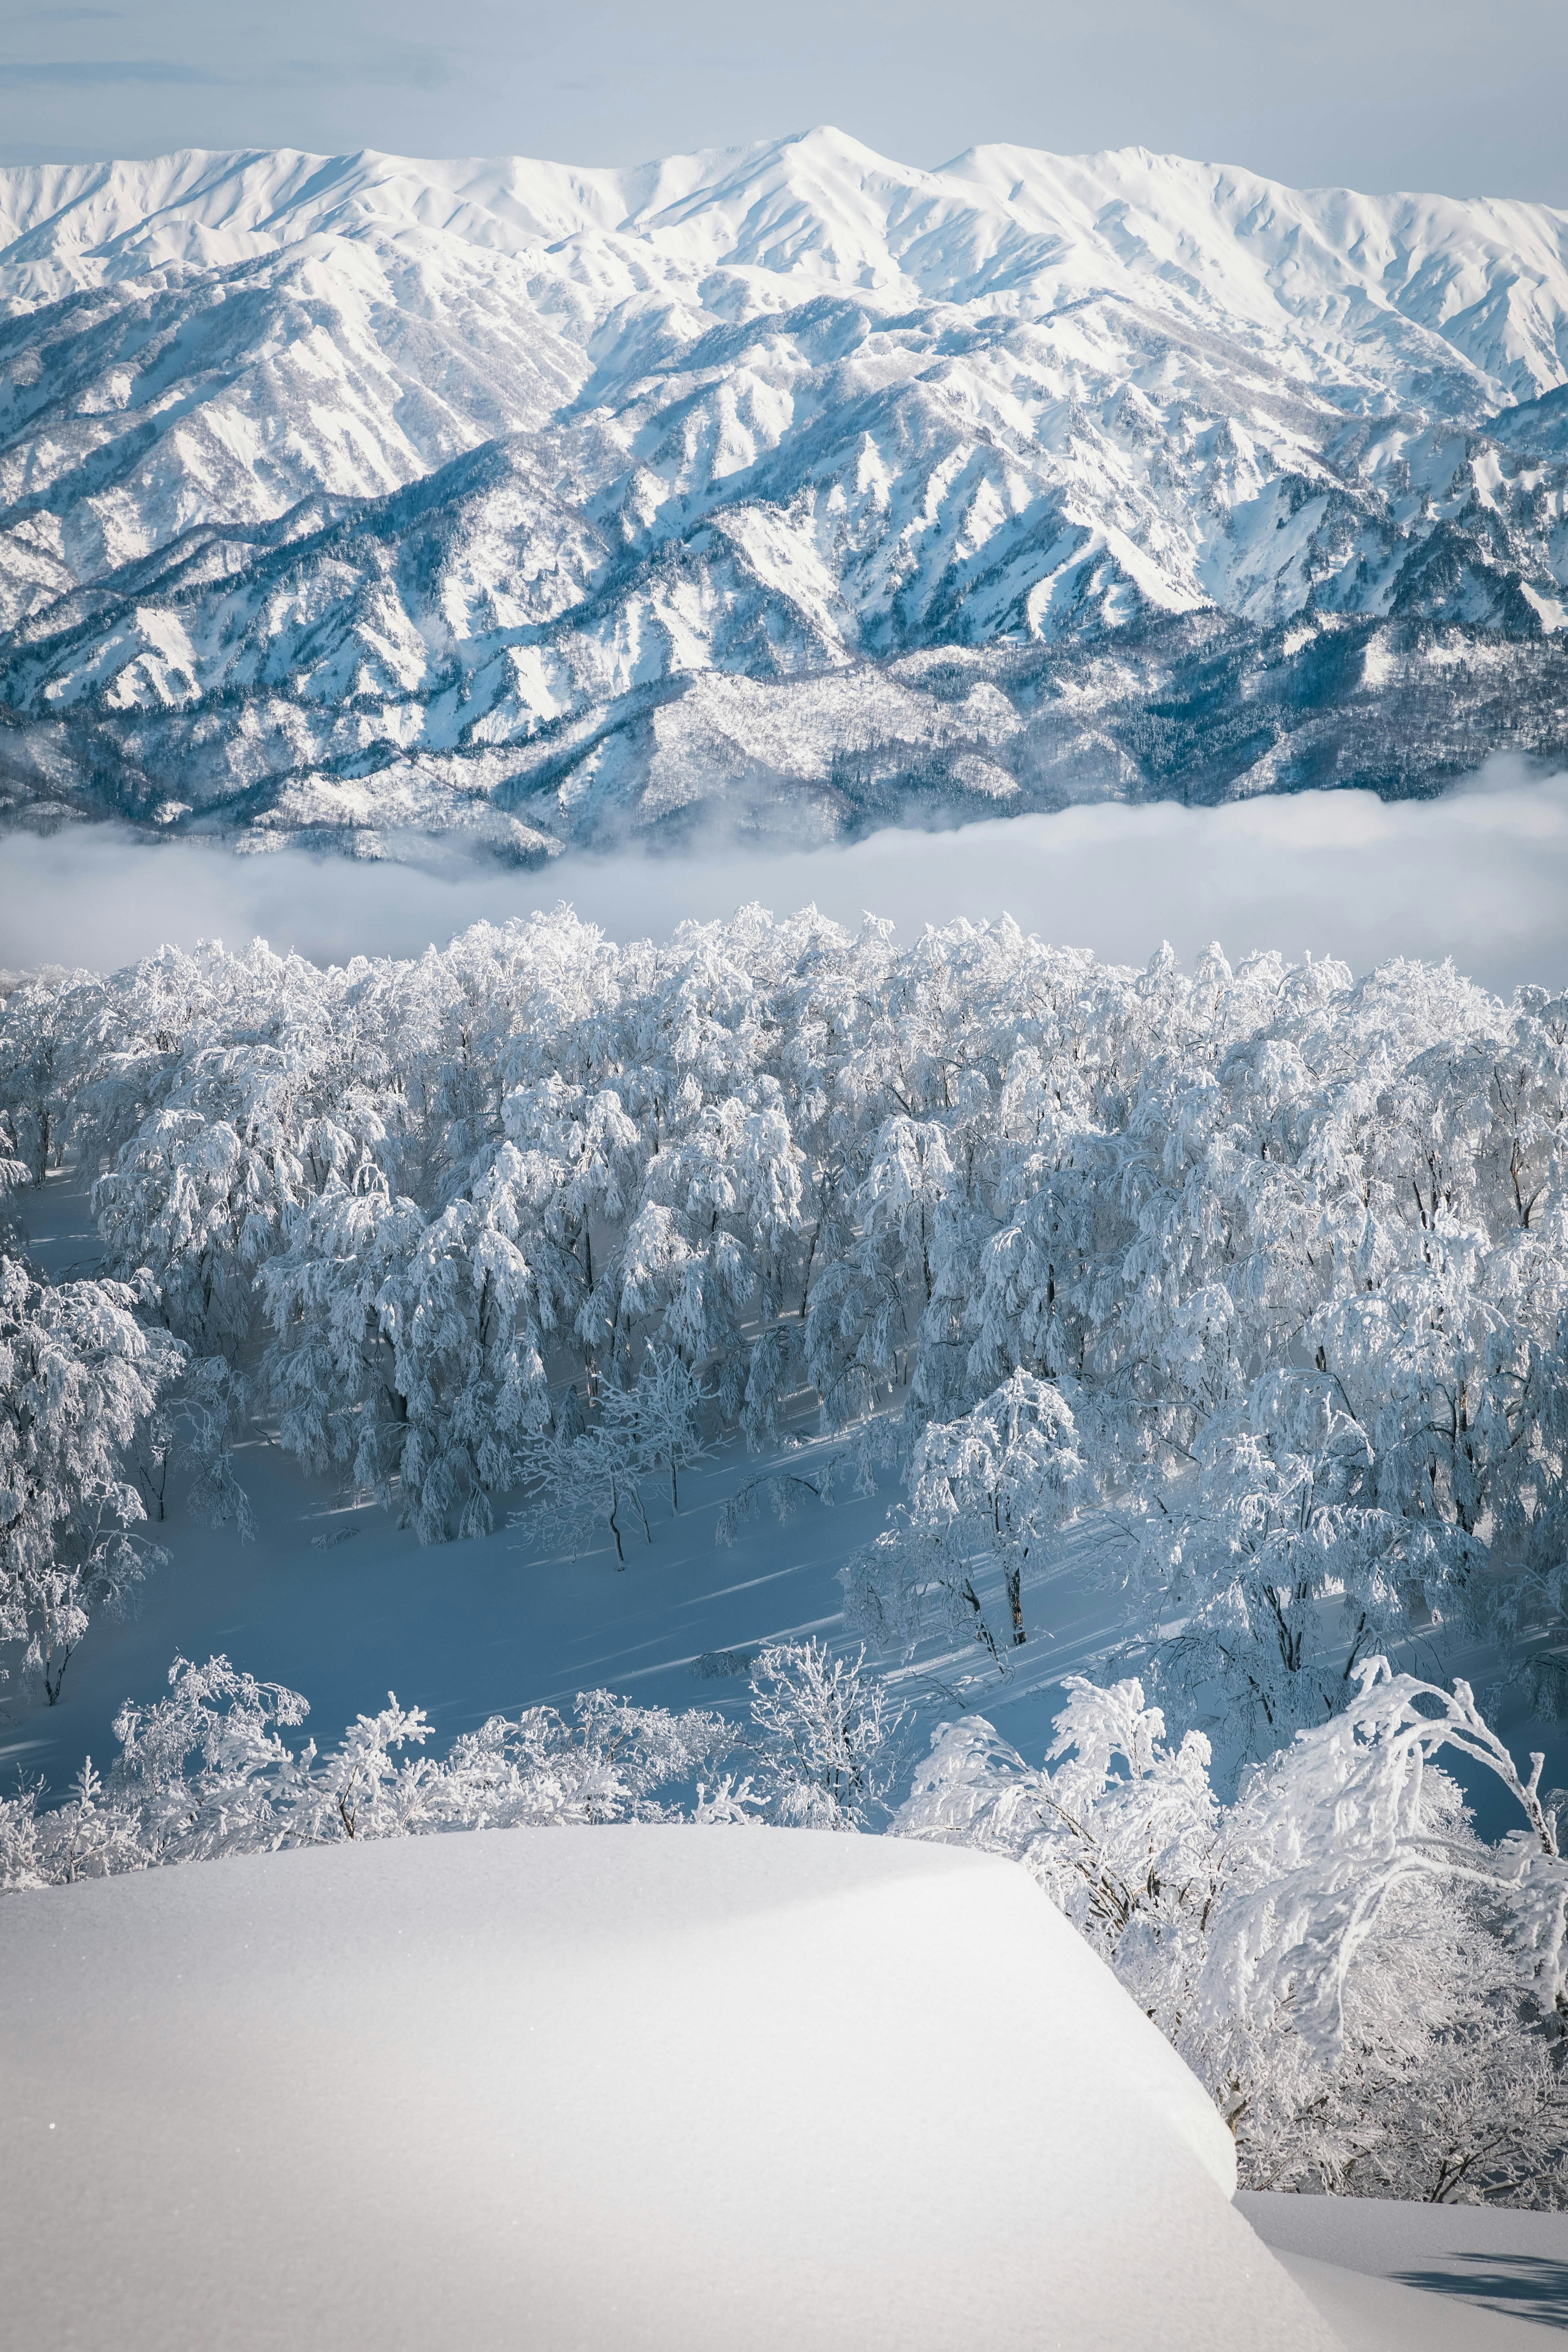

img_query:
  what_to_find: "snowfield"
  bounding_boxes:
[0,1825,1338,2352]
[2,128,1568,847]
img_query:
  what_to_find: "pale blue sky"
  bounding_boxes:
[1,0,1565,205]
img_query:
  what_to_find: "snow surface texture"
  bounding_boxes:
[1241,2194,1568,2350]
[2,129,1568,853]
[0,1827,1338,2352]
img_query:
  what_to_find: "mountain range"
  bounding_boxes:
[2,128,1566,859]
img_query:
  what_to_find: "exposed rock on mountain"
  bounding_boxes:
[2,130,1566,855]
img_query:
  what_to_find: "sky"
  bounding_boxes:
[5,760,1567,996]
[2,0,1567,205]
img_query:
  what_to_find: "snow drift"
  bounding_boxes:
[0,1825,1336,2352]
[1241,2194,1568,2350]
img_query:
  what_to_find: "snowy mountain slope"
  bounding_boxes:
[2,129,1567,852]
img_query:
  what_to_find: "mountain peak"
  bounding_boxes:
[0,134,1565,858]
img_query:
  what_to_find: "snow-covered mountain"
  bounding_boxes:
[2,129,1567,855]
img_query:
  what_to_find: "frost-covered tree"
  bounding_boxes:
[490,1076,643,1376]
[744,1639,904,1830]
[369,1191,550,1543]
[518,1399,653,1566]
[848,1370,1084,1662]
[625,1346,711,1513]
[257,1172,428,1505]
[104,1651,315,1865]
[0,1651,733,1887]
[133,1354,255,1539]
[898,1657,1568,2201]
[1108,1366,1452,1749]
[261,1170,550,1543]
[0,1255,182,1701]
[0,967,99,1188]
[94,1096,301,1357]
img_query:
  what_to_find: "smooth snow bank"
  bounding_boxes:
[1266,2252,1559,2352]
[1241,2194,1568,2348]
[2,1828,1334,2352]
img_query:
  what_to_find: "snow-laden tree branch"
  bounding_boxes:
[0,1254,183,1701]
[848,1368,1085,1662]
[0,1639,908,1880]
[0,1652,737,1886]
[896,1657,1568,2202]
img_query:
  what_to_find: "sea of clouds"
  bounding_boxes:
[3,759,1565,992]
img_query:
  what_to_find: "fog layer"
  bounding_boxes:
[2,765,1564,992]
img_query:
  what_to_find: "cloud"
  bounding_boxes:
[3,762,1567,994]
[0,59,220,85]
[272,45,457,90]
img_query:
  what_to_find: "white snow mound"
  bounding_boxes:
[1,1826,1336,2352]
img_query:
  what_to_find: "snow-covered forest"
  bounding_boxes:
[4,905,1568,2202]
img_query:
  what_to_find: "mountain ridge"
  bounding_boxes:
[2,129,1566,857]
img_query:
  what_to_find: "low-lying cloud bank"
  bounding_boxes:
[4,762,1566,991]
